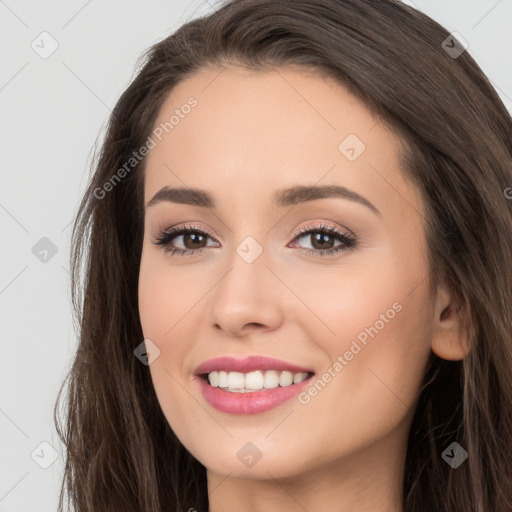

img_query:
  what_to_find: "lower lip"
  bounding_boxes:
[196,375,314,415]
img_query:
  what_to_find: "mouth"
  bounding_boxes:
[196,369,316,415]
[199,370,316,392]
[193,355,316,414]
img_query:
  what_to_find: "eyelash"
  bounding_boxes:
[152,223,357,257]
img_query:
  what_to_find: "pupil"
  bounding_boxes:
[312,233,333,250]
[184,233,205,249]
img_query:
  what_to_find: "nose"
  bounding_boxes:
[208,248,284,338]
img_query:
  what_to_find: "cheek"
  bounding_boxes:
[139,274,167,343]
[138,251,205,447]
[285,249,433,406]
[137,251,200,406]
[276,252,408,346]
[138,263,172,337]
[138,249,200,339]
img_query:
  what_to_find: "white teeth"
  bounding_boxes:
[218,371,228,388]
[264,370,279,389]
[278,371,293,387]
[208,371,219,387]
[227,372,245,389]
[293,372,308,384]
[206,370,310,391]
[244,371,264,390]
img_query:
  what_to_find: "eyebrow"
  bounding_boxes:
[145,184,380,216]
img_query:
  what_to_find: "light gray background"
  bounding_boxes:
[1,0,511,510]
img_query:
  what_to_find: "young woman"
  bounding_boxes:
[54,1,512,511]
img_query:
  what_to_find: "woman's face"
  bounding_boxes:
[138,65,442,480]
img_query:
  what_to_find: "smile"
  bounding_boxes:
[196,371,315,414]
[204,370,311,391]
[194,355,316,414]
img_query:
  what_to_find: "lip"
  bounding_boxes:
[193,356,315,415]
[196,376,314,414]
[193,355,314,375]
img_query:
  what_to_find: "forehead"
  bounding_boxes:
[143,65,418,216]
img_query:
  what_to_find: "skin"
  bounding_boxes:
[138,65,469,512]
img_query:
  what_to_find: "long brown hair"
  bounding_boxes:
[54,1,512,510]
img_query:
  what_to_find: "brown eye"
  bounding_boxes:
[291,224,357,257]
[308,232,337,250]
[181,232,208,249]
[153,226,218,255]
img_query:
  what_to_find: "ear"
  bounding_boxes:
[431,285,471,361]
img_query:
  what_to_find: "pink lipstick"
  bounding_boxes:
[194,356,315,415]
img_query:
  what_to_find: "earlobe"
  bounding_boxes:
[431,287,471,361]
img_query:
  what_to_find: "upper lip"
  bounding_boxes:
[194,356,314,375]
